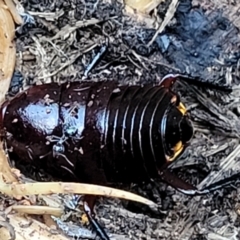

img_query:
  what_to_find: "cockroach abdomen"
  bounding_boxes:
[2,83,63,168]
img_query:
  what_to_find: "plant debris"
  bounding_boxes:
[1,0,240,239]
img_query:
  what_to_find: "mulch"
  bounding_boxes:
[4,0,240,239]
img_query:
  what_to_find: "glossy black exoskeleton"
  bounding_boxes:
[0,74,234,240]
[0,75,195,189]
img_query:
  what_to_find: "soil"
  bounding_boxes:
[4,0,240,239]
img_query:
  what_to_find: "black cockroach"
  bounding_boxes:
[0,74,235,239]
[0,74,194,189]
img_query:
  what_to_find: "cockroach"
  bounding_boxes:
[0,74,235,239]
[0,74,194,188]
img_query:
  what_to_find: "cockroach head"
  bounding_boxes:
[161,96,194,162]
[179,115,193,144]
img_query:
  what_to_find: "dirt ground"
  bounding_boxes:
[3,0,240,239]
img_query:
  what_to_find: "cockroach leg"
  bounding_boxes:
[83,200,110,240]
[194,173,240,195]
[62,195,109,240]
[160,169,240,196]
[177,74,232,92]
[159,168,197,193]
[83,195,97,214]
[159,74,179,88]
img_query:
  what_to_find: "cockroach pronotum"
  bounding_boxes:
[0,74,235,239]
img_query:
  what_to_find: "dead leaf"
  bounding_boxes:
[0,143,18,183]
[125,0,164,14]
[0,0,17,103]
[3,0,23,25]
[0,214,70,240]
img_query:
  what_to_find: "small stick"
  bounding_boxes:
[83,201,110,240]
[147,0,179,47]
[84,40,108,77]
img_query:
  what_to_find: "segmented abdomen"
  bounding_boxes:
[102,84,175,183]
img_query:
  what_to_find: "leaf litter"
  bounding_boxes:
[2,0,240,239]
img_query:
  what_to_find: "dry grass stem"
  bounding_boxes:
[0,182,157,207]
[10,205,64,217]
[198,145,240,189]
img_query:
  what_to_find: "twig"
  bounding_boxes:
[84,40,108,77]
[51,18,106,40]
[147,0,179,47]
[0,182,157,207]
[38,44,97,80]
[198,144,240,189]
